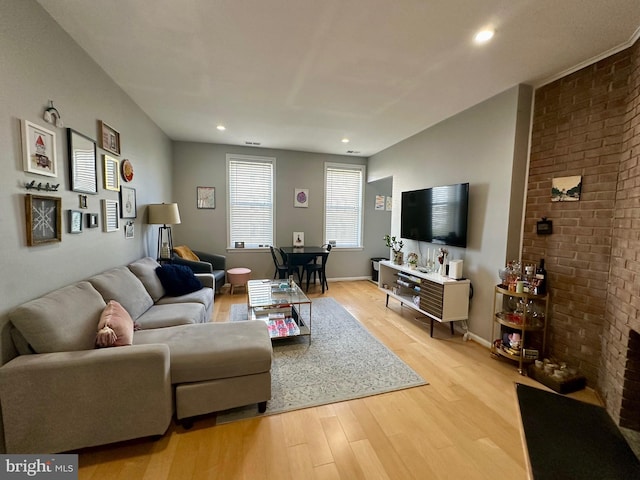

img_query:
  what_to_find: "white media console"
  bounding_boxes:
[377,260,470,337]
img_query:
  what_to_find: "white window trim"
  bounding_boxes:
[226,153,276,249]
[324,162,366,249]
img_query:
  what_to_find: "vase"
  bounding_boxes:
[393,251,404,265]
[438,254,447,275]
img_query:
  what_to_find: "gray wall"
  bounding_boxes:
[368,85,533,341]
[172,142,389,280]
[0,0,173,364]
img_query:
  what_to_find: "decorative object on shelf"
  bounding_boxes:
[24,180,59,191]
[293,231,304,247]
[148,203,181,260]
[21,120,57,178]
[98,120,121,156]
[79,195,88,209]
[124,221,134,239]
[121,158,134,182]
[551,175,581,202]
[67,128,97,194]
[196,186,215,209]
[438,248,448,275]
[86,213,99,228]
[103,155,120,191]
[43,100,63,128]
[407,252,419,270]
[384,234,404,265]
[119,186,137,219]
[68,210,83,234]
[25,194,61,246]
[294,188,309,208]
[102,199,119,232]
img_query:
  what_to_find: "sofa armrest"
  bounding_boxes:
[193,251,226,272]
[0,344,172,453]
[171,256,214,274]
[195,273,215,289]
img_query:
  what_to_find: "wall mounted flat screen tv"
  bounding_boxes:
[401,182,469,248]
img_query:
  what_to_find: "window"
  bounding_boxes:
[227,154,275,248]
[324,162,365,248]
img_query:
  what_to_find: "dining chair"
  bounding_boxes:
[270,246,290,279]
[304,244,332,292]
[279,247,302,283]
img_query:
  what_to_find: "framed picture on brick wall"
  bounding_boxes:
[551,175,581,202]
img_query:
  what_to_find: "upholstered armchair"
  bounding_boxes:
[171,246,226,293]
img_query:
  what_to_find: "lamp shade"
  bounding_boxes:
[148,203,181,225]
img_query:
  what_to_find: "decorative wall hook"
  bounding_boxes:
[43,100,64,128]
[24,180,59,191]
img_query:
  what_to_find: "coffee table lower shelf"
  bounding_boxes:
[249,304,311,340]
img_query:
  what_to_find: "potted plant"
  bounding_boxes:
[384,235,404,265]
[407,252,419,270]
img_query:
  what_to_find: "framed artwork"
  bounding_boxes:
[99,120,121,156]
[79,194,88,209]
[120,186,137,218]
[121,159,134,182]
[294,188,309,208]
[552,175,582,202]
[103,155,120,191]
[197,186,216,209]
[102,199,119,232]
[67,128,97,194]
[22,120,57,177]
[386,196,393,211]
[293,231,304,247]
[375,195,385,210]
[124,221,134,239]
[68,210,83,234]
[87,213,99,228]
[25,194,61,246]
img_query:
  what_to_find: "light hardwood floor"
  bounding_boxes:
[77,280,600,480]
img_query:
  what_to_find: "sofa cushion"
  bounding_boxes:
[88,267,153,321]
[9,281,106,353]
[127,257,165,302]
[96,300,134,347]
[155,264,203,297]
[133,321,272,384]
[173,245,200,261]
[134,303,206,330]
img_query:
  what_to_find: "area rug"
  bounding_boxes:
[217,297,427,423]
[516,383,640,479]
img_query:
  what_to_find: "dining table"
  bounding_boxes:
[279,246,331,293]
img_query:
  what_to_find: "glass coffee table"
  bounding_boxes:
[247,279,312,340]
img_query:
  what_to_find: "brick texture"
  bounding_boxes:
[524,39,640,426]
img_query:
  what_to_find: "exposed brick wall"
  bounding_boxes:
[524,48,632,386]
[600,39,640,424]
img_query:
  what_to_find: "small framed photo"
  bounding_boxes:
[68,128,97,194]
[197,186,215,209]
[293,231,304,247]
[103,155,120,191]
[120,186,137,218]
[552,175,582,202]
[124,221,134,239]
[99,120,121,156]
[102,199,119,232]
[87,213,99,228]
[78,194,88,209]
[25,194,62,246]
[68,210,83,234]
[294,188,309,208]
[22,120,57,178]
[386,196,393,211]
[375,195,385,210]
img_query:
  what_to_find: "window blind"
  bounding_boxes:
[227,155,274,248]
[324,163,364,248]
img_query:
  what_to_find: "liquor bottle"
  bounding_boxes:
[535,259,546,295]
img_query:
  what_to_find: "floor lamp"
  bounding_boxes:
[148,203,181,261]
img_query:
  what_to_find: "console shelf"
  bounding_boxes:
[377,260,470,338]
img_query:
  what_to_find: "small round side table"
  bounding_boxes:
[227,267,251,294]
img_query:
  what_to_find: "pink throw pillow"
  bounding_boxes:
[96,300,134,347]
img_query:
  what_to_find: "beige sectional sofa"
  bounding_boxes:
[0,257,272,454]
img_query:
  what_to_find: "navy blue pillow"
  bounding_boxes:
[155,264,203,296]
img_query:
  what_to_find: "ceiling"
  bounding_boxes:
[37,0,640,157]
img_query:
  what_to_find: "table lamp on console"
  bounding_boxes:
[148,202,181,261]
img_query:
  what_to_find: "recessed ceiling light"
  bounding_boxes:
[474,29,494,44]
[341,138,350,143]
[216,125,226,131]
